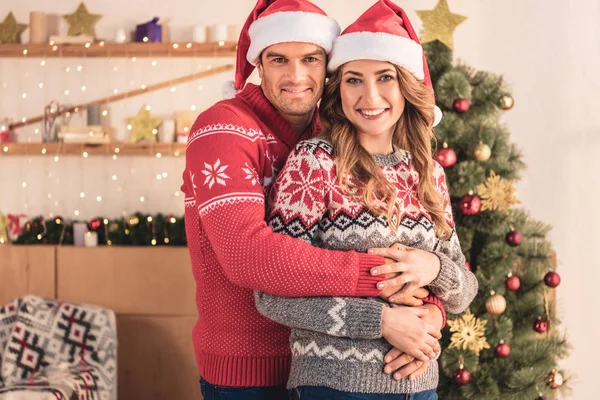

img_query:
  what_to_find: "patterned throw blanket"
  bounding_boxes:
[0,296,117,399]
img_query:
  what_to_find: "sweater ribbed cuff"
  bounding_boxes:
[354,254,386,297]
[429,252,456,296]
[422,295,446,328]
[346,300,384,339]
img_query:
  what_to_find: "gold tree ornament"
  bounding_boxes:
[499,94,515,110]
[0,12,28,44]
[547,369,564,389]
[485,291,507,316]
[416,0,467,50]
[447,309,490,355]
[473,142,491,161]
[127,105,162,143]
[476,170,519,214]
[63,2,102,37]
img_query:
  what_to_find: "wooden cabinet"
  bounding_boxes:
[0,244,200,399]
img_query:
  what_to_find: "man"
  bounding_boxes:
[181,0,445,398]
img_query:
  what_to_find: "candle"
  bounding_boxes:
[29,12,47,44]
[193,25,207,43]
[73,222,88,246]
[84,231,98,247]
[115,28,127,43]
[213,23,228,42]
[159,119,175,143]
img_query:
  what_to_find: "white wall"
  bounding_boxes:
[1,0,597,397]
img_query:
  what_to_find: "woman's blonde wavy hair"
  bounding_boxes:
[319,64,451,239]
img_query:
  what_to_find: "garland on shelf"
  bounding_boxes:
[10,212,186,246]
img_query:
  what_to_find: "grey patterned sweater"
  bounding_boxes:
[255,138,478,394]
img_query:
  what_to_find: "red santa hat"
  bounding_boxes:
[327,0,442,126]
[223,0,340,99]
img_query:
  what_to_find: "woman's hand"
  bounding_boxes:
[371,243,441,301]
[383,303,443,380]
[381,306,441,362]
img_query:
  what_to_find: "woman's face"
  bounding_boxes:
[340,60,405,149]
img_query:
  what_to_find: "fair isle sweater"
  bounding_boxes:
[181,84,395,387]
[256,138,479,394]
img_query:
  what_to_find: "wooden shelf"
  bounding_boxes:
[0,142,186,156]
[0,41,237,58]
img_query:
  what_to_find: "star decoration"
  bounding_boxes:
[0,12,28,44]
[447,309,490,356]
[476,170,519,214]
[63,2,102,37]
[416,0,467,50]
[127,105,162,143]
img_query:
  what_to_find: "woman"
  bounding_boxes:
[255,1,478,399]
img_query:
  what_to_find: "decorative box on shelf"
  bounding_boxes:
[58,125,111,144]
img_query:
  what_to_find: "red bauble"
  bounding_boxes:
[453,98,470,113]
[452,368,471,385]
[495,341,511,358]
[465,261,471,271]
[459,194,481,216]
[89,218,102,231]
[534,319,549,333]
[544,271,561,288]
[505,275,521,291]
[434,147,457,168]
[505,230,522,247]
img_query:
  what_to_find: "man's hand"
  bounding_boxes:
[381,306,441,362]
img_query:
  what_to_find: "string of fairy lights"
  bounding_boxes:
[0,41,229,225]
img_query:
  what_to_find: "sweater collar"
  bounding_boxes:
[371,146,411,167]
[236,84,321,148]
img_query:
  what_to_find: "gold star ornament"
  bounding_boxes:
[128,105,162,143]
[476,170,520,214]
[63,2,102,37]
[416,0,467,50]
[447,309,490,356]
[0,12,28,44]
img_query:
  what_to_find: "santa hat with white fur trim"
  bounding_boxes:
[222,0,341,99]
[327,0,443,126]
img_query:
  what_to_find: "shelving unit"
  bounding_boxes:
[0,41,238,58]
[0,142,186,156]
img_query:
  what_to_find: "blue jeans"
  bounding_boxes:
[200,378,288,400]
[289,386,438,400]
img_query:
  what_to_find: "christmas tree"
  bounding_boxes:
[417,1,571,398]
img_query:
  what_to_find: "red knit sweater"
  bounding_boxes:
[181,84,443,387]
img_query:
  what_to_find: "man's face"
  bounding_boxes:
[257,42,326,120]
